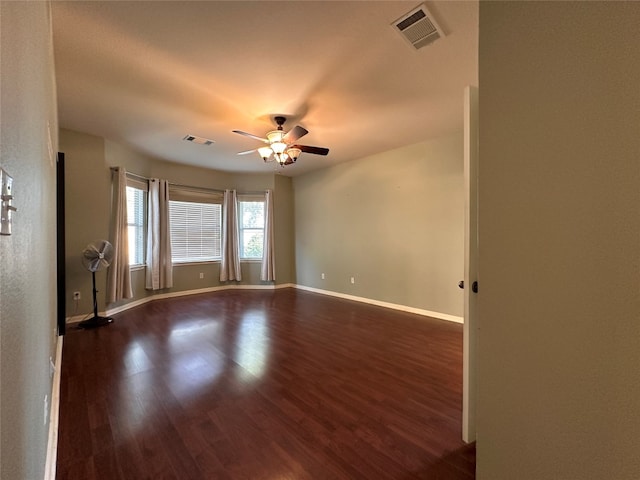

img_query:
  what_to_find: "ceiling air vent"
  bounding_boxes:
[183,134,214,146]
[391,3,445,50]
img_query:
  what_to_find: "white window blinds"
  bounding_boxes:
[169,194,222,263]
[126,184,146,266]
[238,196,265,259]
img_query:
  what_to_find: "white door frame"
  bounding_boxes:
[462,85,478,443]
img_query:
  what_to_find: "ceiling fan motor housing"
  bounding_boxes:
[274,116,287,129]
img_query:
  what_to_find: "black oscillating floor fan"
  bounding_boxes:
[78,240,114,329]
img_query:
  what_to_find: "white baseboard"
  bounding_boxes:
[294,284,464,324]
[66,282,462,325]
[44,335,63,480]
[66,283,296,323]
[106,283,294,317]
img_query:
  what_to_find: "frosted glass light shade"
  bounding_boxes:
[271,141,287,154]
[274,152,289,165]
[286,147,301,162]
[258,147,273,161]
[266,131,285,143]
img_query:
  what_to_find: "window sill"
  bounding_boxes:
[172,260,220,266]
[131,260,260,268]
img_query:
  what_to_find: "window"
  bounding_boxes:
[239,198,265,259]
[126,185,146,266]
[169,200,222,263]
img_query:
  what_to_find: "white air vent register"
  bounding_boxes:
[183,134,214,146]
[392,3,445,50]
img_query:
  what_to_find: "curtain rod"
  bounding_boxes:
[109,167,268,196]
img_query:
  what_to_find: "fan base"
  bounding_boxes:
[78,316,113,329]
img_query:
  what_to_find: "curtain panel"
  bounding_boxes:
[106,167,133,303]
[146,178,173,290]
[260,189,276,281]
[220,189,242,281]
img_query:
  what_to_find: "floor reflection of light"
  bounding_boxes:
[123,340,153,375]
[165,319,226,398]
[167,350,225,399]
[115,342,160,437]
[168,317,221,347]
[113,320,229,437]
[235,310,270,382]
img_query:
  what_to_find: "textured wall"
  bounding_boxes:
[294,134,464,317]
[59,129,111,317]
[477,2,640,478]
[0,1,59,478]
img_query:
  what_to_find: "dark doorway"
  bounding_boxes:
[56,152,66,336]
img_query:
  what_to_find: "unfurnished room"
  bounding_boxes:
[1,1,639,480]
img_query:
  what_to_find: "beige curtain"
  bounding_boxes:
[106,167,133,303]
[145,178,173,290]
[220,189,241,281]
[260,189,275,281]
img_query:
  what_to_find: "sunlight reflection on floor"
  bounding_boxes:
[234,310,270,382]
[165,319,227,398]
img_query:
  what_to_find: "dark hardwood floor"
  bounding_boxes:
[57,288,475,479]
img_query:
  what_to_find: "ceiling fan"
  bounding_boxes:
[233,116,329,166]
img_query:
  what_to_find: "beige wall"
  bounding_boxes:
[274,174,295,283]
[477,2,640,479]
[293,134,464,317]
[0,1,59,478]
[61,129,295,316]
[61,130,112,315]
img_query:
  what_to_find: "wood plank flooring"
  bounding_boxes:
[57,288,475,479]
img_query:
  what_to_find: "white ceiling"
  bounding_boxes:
[52,1,478,177]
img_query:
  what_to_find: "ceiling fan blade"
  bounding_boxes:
[232,130,269,143]
[283,125,308,144]
[237,149,257,155]
[293,144,330,156]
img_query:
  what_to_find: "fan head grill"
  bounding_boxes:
[82,240,114,272]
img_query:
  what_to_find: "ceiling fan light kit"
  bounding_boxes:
[233,115,328,167]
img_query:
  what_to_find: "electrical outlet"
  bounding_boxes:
[49,357,55,378]
[73,291,81,300]
[321,273,325,280]
[44,395,48,425]
[350,276,355,284]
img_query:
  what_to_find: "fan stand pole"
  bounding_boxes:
[78,270,113,329]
